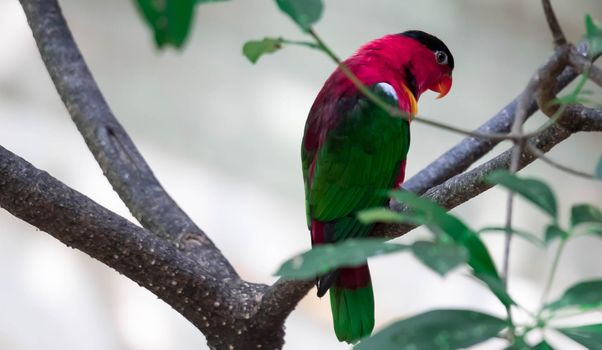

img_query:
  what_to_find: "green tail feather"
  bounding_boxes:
[329,284,375,343]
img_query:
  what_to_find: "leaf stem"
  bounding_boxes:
[279,38,321,50]
[540,239,567,307]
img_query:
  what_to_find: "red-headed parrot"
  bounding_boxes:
[301,30,454,343]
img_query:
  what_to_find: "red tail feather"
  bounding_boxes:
[336,265,371,289]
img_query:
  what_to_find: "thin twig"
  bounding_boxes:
[498,60,544,341]
[280,38,321,50]
[527,143,600,180]
[542,0,567,47]
[500,44,569,281]
[540,240,567,307]
[502,47,553,284]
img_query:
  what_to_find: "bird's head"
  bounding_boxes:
[400,30,454,99]
[351,30,454,101]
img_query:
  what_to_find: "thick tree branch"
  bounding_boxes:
[0,145,291,348]
[18,0,224,269]
[256,279,314,327]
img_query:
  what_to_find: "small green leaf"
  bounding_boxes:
[546,280,602,312]
[135,0,228,48]
[136,0,195,48]
[571,204,602,236]
[571,204,602,227]
[275,0,323,32]
[558,324,602,349]
[585,15,602,58]
[358,207,427,225]
[595,155,602,179]
[275,239,408,279]
[478,226,545,248]
[411,241,468,277]
[354,309,506,350]
[533,340,555,350]
[545,224,569,245]
[243,38,283,64]
[486,171,557,218]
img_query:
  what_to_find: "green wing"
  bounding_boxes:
[302,83,410,240]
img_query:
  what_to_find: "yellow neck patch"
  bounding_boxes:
[400,83,418,117]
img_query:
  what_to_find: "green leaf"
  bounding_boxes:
[243,38,283,64]
[533,340,555,350]
[571,204,602,227]
[478,226,545,248]
[388,191,512,306]
[571,204,602,236]
[585,15,602,58]
[546,280,602,312]
[136,0,196,48]
[275,239,408,279]
[544,224,569,245]
[389,191,498,277]
[486,171,557,218]
[358,207,427,225]
[558,324,602,349]
[473,272,517,308]
[411,241,468,277]
[354,309,506,350]
[275,0,323,32]
[595,155,602,179]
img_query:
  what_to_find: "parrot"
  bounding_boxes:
[301,30,454,343]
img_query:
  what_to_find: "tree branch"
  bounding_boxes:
[0,145,291,348]
[569,48,602,87]
[542,0,567,47]
[526,143,599,180]
[18,0,224,269]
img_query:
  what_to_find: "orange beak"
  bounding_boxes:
[430,75,452,99]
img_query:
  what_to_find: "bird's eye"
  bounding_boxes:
[435,51,448,65]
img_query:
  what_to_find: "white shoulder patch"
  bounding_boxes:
[375,82,398,101]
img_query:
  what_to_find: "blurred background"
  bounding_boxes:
[1,0,601,349]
